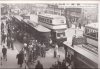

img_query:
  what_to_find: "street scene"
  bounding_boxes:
[0,3,98,69]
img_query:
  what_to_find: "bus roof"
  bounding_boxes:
[23,19,51,32]
[85,23,98,29]
[38,14,65,19]
[34,25,51,32]
[14,15,23,21]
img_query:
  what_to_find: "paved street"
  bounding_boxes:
[0,43,28,69]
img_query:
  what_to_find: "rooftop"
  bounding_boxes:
[34,25,51,32]
[39,13,66,19]
[23,19,51,32]
[14,15,23,21]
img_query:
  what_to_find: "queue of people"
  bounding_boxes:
[21,39,46,65]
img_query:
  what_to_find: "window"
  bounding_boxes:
[47,19,49,24]
[61,20,64,23]
[38,17,41,22]
[50,20,52,23]
[57,32,65,38]
[86,29,98,39]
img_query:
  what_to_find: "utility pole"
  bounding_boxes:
[0,4,1,45]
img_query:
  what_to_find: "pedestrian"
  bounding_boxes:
[23,48,27,57]
[54,44,58,58]
[7,35,10,49]
[57,60,62,69]
[61,59,67,69]
[36,42,40,56]
[54,50,56,58]
[79,23,81,29]
[38,43,41,56]
[11,37,14,50]
[16,51,24,67]
[66,55,71,66]
[2,46,7,61]
[24,54,27,63]
[33,44,36,59]
[42,43,46,57]
[2,33,6,44]
[72,35,76,47]
[41,44,44,57]
[35,60,43,69]
[24,43,27,51]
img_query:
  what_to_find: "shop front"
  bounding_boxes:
[64,45,75,68]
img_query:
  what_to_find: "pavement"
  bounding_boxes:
[0,42,29,69]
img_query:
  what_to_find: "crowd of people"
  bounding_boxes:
[15,39,47,67]
[1,16,74,69]
[25,39,46,63]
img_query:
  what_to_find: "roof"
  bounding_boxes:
[85,23,98,29]
[39,14,66,19]
[23,19,51,32]
[34,25,51,32]
[14,15,23,21]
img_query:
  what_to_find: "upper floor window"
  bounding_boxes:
[60,20,64,23]
[50,20,52,23]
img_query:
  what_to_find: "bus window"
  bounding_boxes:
[47,19,49,23]
[86,30,97,39]
[57,32,65,38]
[60,20,64,23]
[50,20,52,23]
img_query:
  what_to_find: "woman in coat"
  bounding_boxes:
[16,51,24,67]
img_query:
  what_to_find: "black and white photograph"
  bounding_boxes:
[0,2,99,69]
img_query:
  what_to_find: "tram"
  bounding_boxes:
[22,18,51,45]
[38,14,67,46]
[83,23,98,54]
[12,15,51,48]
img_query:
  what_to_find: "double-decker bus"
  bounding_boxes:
[38,14,67,46]
[83,23,98,54]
